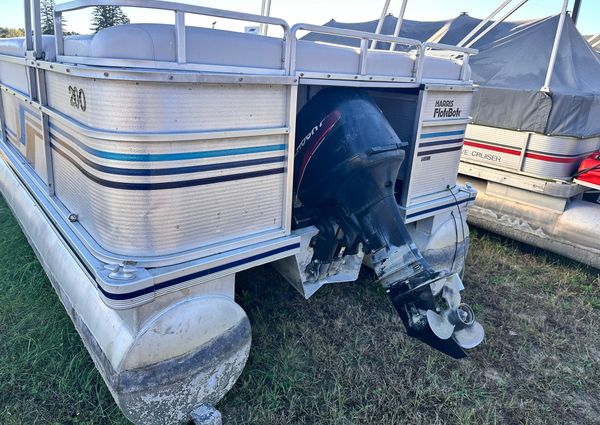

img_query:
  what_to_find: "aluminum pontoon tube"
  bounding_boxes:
[0,151,251,425]
[461,176,600,269]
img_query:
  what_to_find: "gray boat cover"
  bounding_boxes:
[304,14,600,138]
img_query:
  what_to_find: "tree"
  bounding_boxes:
[90,6,130,33]
[40,0,66,35]
[0,27,25,38]
[41,0,55,34]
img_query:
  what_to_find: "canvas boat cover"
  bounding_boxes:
[304,14,600,138]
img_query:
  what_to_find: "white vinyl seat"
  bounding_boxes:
[89,24,285,69]
[0,34,94,61]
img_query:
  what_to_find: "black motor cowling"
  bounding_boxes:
[293,88,408,261]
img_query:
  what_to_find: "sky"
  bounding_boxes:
[0,0,598,36]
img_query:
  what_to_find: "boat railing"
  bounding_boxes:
[9,0,481,87]
[420,42,477,81]
[290,23,422,83]
[53,0,291,74]
[290,23,476,83]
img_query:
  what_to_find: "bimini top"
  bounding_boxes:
[307,14,600,139]
[468,15,600,139]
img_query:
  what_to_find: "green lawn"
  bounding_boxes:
[0,195,599,425]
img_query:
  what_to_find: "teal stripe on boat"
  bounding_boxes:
[420,129,465,139]
[49,124,285,162]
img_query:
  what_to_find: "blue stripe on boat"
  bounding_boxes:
[420,129,465,139]
[419,138,464,148]
[406,197,476,219]
[51,134,285,177]
[49,124,286,162]
[52,143,284,190]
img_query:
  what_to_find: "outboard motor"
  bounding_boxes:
[292,88,484,358]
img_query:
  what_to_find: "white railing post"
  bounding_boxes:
[175,11,186,63]
[460,53,470,81]
[358,38,368,75]
[54,10,64,56]
[23,0,38,99]
[24,0,34,51]
[542,0,569,92]
[32,0,43,59]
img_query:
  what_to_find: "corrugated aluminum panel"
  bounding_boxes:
[3,76,292,260]
[405,89,472,206]
[463,124,600,179]
[45,72,288,133]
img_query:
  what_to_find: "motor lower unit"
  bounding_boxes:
[284,88,484,358]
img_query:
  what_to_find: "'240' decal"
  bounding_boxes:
[68,85,87,111]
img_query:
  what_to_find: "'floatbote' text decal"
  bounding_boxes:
[433,99,461,119]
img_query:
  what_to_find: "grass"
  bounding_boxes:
[0,195,599,425]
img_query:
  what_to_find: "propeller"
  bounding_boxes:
[426,274,484,350]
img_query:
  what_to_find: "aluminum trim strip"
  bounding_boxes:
[35,60,298,84]
[97,242,301,301]
[57,55,288,76]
